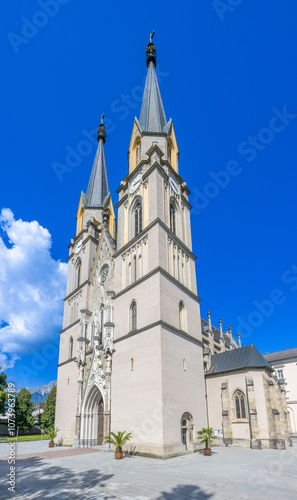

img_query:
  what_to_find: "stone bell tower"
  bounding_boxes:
[55,117,117,446]
[111,33,207,457]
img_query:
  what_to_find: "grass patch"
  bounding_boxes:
[0,434,50,443]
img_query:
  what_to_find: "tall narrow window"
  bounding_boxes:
[179,301,187,332]
[76,259,81,288]
[136,142,141,166]
[130,301,137,331]
[135,201,142,237]
[133,255,137,282]
[170,203,176,234]
[234,390,247,419]
[69,336,73,359]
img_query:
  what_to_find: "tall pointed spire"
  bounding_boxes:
[86,114,110,207]
[139,32,168,133]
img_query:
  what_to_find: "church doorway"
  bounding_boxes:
[81,385,106,447]
[181,412,194,450]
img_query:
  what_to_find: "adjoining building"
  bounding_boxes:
[264,348,297,434]
[32,403,45,422]
[55,35,292,457]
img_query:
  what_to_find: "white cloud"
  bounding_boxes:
[0,209,67,369]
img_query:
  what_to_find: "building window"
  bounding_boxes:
[179,301,187,332]
[234,390,247,419]
[170,203,176,234]
[133,255,137,282]
[100,264,109,284]
[69,336,73,359]
[276,369,284,380]
[134,201,142,237]
[130,300,137,331]
[76,259,81,288]
[136,141,141,166]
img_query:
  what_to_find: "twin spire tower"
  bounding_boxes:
[55,33,207,458]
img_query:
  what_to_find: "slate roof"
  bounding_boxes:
[263,348,297,363]
[139,61,168,133]
[206,345,273,375]
[85,136,110,207]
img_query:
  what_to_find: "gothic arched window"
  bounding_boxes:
[130,300,137,331]
[170,203,176,234]
[134,201,142,237]
[136,141,141,166]
[69,336,73,359]
[234,390,247,419]
[179,301,187,332]
[76,259,81,288]
[133,255,137,282]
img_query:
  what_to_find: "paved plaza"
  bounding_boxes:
[0,440,296,500]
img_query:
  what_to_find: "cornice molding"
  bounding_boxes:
[114,217,195,260]
[63,280,89,302]
[113,265,200,302]
[114,319,204,347]
[59,319,80,334]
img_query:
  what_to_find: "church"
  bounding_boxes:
[55,35,292,457]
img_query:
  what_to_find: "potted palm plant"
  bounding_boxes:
[197,427,217,456]
[47,427,60,448]
[104,431,132,459]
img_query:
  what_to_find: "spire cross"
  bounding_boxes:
[97,113,107,143]
[146,30,157,67]
[149,30,155,44]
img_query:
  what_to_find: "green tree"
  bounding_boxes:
[41,385,57,429]
[0,366,8,415]
[15,388,34,431]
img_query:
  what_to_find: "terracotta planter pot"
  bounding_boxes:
[115,451,123,459]
[48,440,55,448]
[203,448,211,456]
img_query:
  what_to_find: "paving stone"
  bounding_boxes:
[0,443,296,499]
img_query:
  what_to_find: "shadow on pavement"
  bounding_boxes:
[157,484,213,499]
[0,459,114,499]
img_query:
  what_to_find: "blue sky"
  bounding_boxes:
[1,0,297,388]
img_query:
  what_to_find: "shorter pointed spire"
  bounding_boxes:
[85,115,109,207]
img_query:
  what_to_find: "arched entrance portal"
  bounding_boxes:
[181,412,194,450]
[80,385,107,447]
